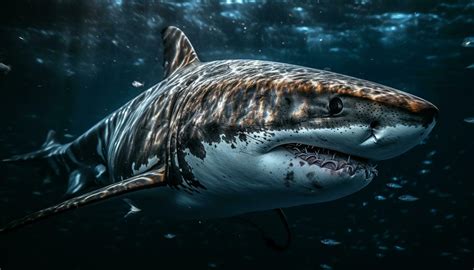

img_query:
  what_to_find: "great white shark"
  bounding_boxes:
[1,26,438,233]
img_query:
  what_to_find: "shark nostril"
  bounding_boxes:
[370,120,380,129]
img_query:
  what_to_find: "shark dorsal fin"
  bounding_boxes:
[161,26,200,78]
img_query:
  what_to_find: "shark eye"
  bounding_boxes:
[329,97,343,115]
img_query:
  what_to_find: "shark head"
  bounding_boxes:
[172,60,437,214]
[162,27,438,215]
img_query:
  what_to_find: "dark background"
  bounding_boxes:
[0,0,473,269]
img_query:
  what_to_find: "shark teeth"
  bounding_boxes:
[284,143,377,179]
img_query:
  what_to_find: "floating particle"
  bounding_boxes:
[374,195,386,201]
[163,233,176,239]
[398,194,419,201]
[391,176,399,181]
[418,169,430,175]
[132,81,144,88]
[36,58,44,64]
[208,262,217,268]
[32,191,42,196]
[461,37,474,47]
[437,192,451,198]
[42,176,52,184]
[362,201,368,207]
[65,68,75,76]
[378,246,388,250]
[426,150,437,158]
[321,239,341,246]
[64,133,74,138]
[386,183,402,189]
[111,39,118,46]
[464,117,474,124]
[133,58,145,66]
[467,64,474,69]
[58,227,69,233]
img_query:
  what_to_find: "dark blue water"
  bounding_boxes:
[1,1,473,269]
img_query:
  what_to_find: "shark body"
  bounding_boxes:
[1,26,438,231]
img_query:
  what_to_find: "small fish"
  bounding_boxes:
[123,198,141,218]
[94,164,107,178]
[394,245,406,251]
[466,64,474,69]
[132,81,144,88]
[0,62,11,74]
[462,37,474,48]
[464,117,474,124]
[398,194,419,202]
[320,264,333,270]
[386,183,402,189]
[320,239,341,246]
[63,133,75,139]
[163,233,176,239]
[422,160,432,165]
[444,214,455,220]
[374,195,386,201]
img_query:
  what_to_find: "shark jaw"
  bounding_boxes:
[283,143,378,181]
[179,115,436,216]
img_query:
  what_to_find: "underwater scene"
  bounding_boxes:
[0,0,473,269]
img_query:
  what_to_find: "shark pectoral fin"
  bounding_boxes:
[161,26,200,78]
[0,169,167,233]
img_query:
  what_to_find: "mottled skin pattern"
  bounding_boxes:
[1,26,438,232]
[166,59,436,190]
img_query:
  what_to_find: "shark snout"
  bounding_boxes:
[360,102,438,160]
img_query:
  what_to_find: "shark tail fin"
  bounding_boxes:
[2,130,62,164]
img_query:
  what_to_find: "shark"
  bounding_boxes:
[1,26,438,233]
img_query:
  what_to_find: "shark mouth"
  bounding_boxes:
[284,143,378,180]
